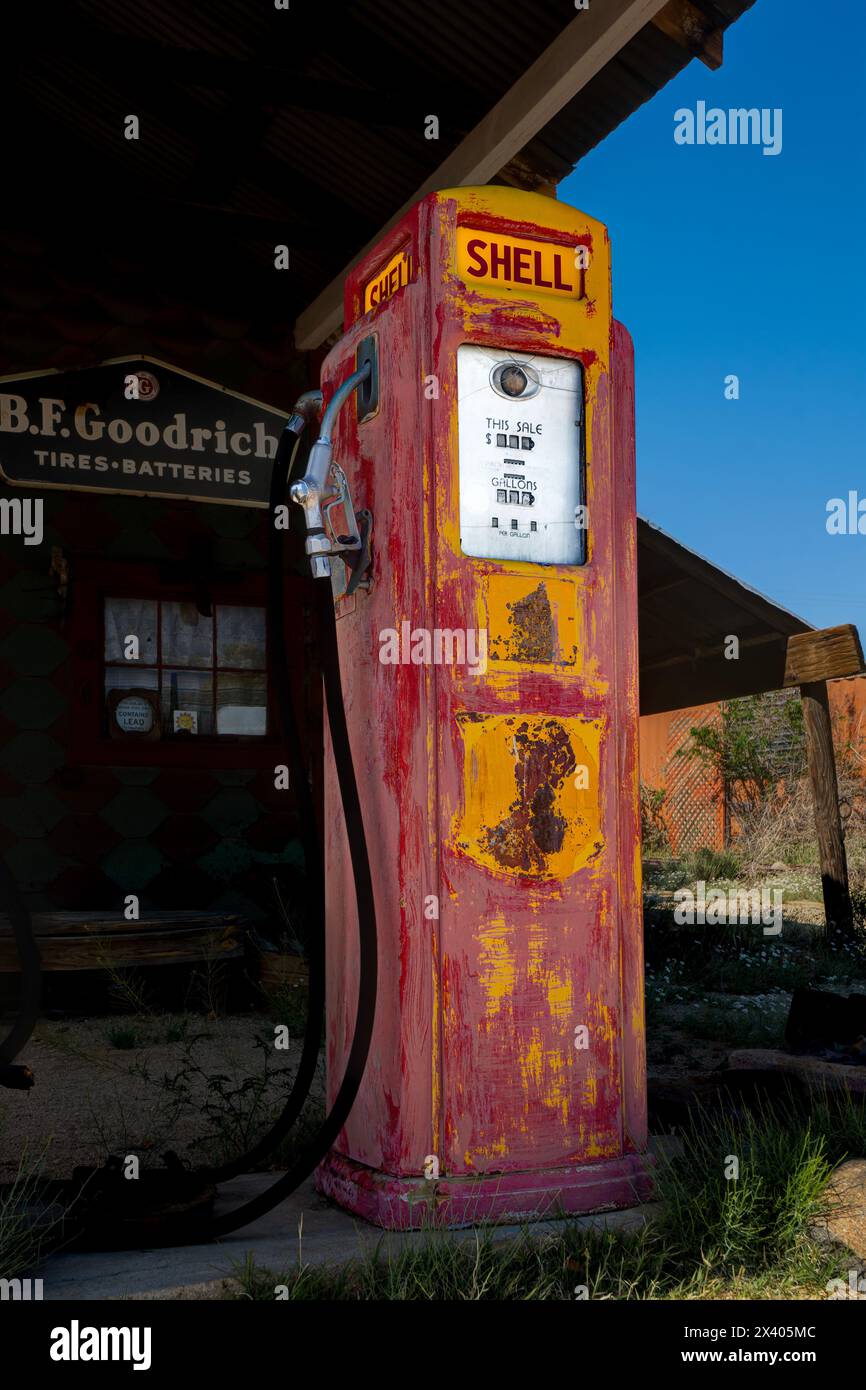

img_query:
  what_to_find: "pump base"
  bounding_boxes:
[316,1150,654,1230]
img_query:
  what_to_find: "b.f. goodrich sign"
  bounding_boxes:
[0,356,287,507]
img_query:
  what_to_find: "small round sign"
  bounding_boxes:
[115,694,154,734]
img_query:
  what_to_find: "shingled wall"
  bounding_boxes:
[0,221,321,921]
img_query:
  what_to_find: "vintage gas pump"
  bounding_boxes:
[292,186,649,1228]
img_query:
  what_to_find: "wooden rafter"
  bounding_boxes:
[651,0,724,70]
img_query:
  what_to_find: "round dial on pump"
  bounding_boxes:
[491,361,541,400]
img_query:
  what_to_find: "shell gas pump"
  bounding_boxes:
[0,185,649,1247]
[291,185,649,1228]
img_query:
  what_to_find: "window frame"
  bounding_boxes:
[70,557,288,769]
[103,595,269,741]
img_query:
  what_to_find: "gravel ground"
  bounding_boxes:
[0,1012,324,1182]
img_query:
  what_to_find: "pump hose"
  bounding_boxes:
[0,394,378,1245]
[202,420,325,1183]
[203,399,379,1236]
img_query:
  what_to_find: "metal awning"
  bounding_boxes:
[5,0,757,346]
[637,518,812,714]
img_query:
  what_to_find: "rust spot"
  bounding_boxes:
[492,582,554,664]
[482,719,576,873]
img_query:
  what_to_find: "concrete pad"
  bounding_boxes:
[37,1166,666,1301]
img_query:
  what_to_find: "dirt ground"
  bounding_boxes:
[647,1018,731,1080]
[0,1013,325,1182]
[1,895,853,1185]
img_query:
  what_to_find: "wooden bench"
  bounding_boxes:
[0,911,243,972]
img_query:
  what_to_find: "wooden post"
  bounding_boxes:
[800,680,853,940]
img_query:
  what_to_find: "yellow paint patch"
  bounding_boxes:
[520,1031,545,1090]
[477,917,517,1019]
[485,575,579,669]
[451,712,604,879]
[526,946,574,1021]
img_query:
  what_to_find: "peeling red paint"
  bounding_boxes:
[455,207,593,255]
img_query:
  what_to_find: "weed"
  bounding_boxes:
[266,982,316,1039]
[673,999,786,1049]
[104,1026,141,1051]
[0,1140,53,1280]
[656,1096,837,1277]
[227,1097,852,1301]
[682,846,741,883]
[640,783,670,855]
[158,1034,302,1169]
[645,924,866,997]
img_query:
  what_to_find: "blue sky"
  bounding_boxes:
[560,0,865,631]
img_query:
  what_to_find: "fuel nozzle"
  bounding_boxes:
[289,361,371,580]
[285,389,324,439]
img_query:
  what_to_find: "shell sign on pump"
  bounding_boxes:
[456,227,584,300]
[318,186,648,1230]
[363,245,414,311]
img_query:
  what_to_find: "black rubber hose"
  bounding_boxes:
[203,422,326,1183]
[203,565,378,1237]
[0,856,41,1067]
[158,384,378,1240]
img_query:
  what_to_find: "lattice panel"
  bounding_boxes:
[661,705,725,855]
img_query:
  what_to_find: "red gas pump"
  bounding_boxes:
[0,186,648,1246]
[290,185,649,1229]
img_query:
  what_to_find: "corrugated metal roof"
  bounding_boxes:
[4,0,757,322]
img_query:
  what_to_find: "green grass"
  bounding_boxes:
[104,1025,141,1050]
[809,1086,866,1160]
[228,1218,843,1303]
[670,999,787,1049]
[658,1098,834,1273]
[0,1140,53,1280]
[645,924,866,997]
[227,1093,860,1301]
[681,847,742,883]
